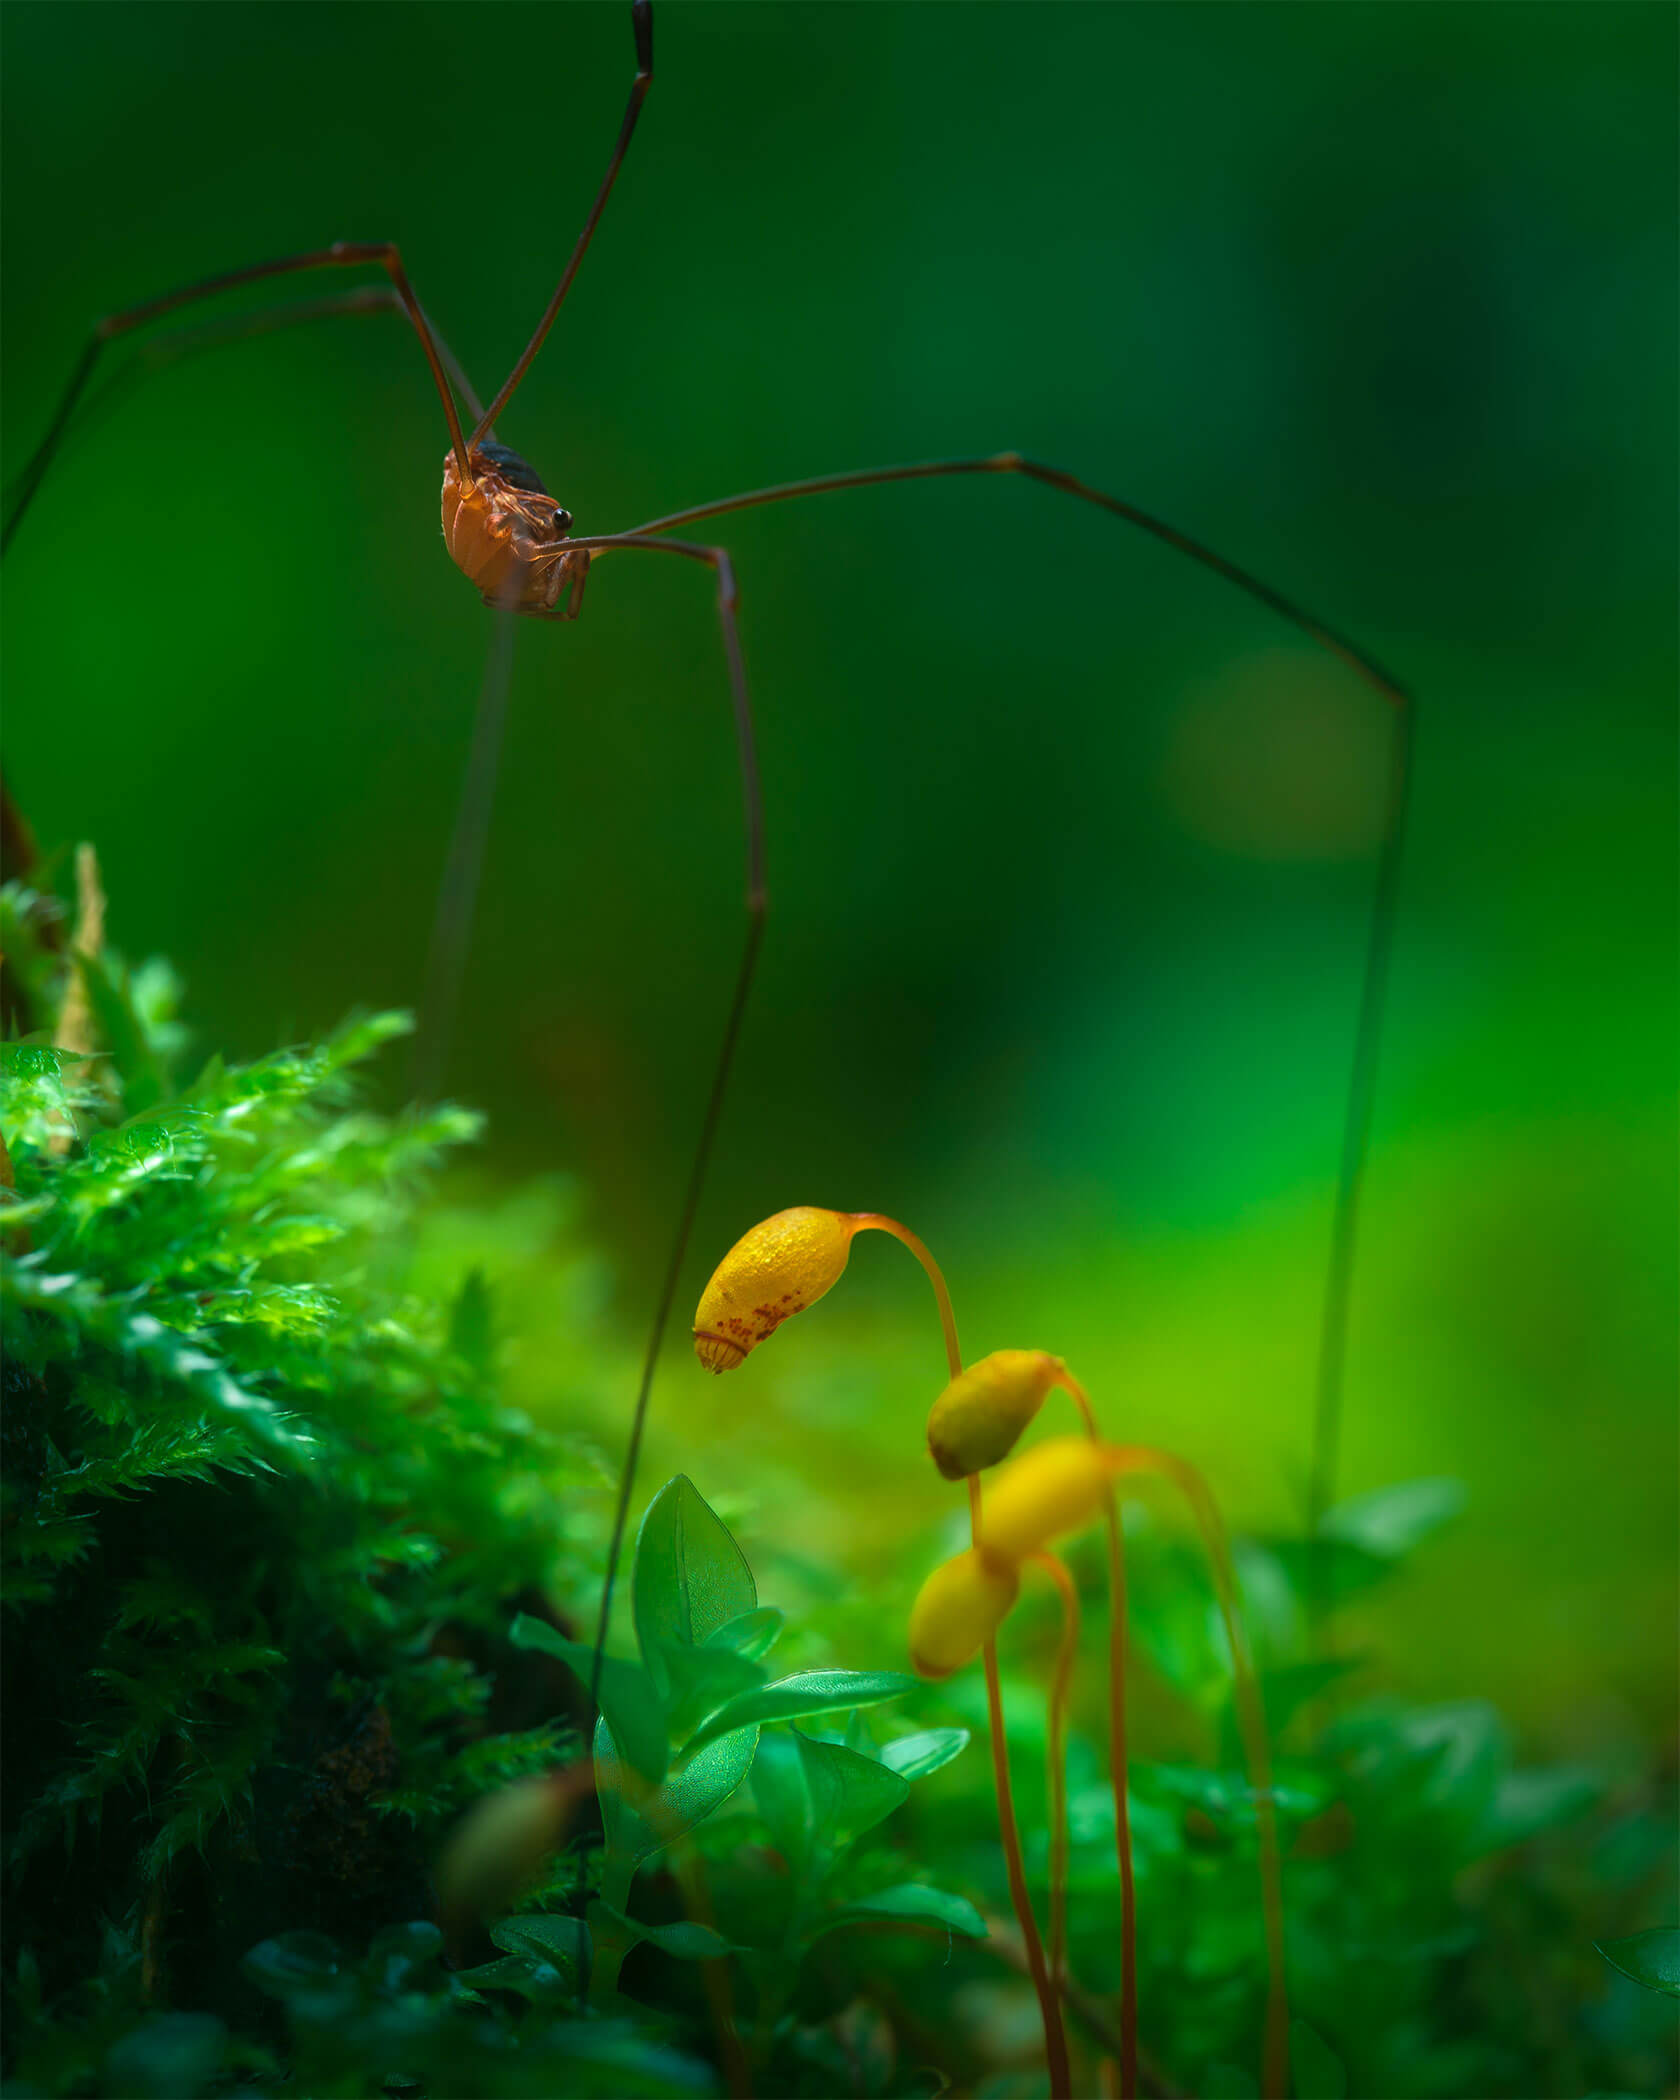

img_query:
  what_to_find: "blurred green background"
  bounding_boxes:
[4,5,1673,1753]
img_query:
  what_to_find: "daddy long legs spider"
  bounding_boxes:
[1,2,1412,1712]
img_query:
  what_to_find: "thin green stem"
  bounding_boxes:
[1057,1372,1138,2099]
[1026,1549,1080,2005]
[975,1473,1072,2100]
[1308,700,1413,1630]
[1108,1445,1289,2100]
[590,1854,638,2002]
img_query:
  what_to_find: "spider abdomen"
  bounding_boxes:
[440,445,580,614]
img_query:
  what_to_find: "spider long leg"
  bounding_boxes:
[562,532,766,1703]
[2,289,489,532]
[471,0,653,444]
[627,457,1412,1589]
[3,243,471,556]
[0,271,514,1105]
[412,604,519,1105]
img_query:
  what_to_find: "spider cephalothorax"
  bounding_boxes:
[440,439,588,617]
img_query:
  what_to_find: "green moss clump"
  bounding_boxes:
[1,876,609,2077]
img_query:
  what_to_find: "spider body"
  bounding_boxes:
[441,441,585,618]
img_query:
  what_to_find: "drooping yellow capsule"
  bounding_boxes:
[692,1207,856,1374]
[908,1546,1021,1679]
[975,1436,1115,1563]
[925,1349,1062,1479]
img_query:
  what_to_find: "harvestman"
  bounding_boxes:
[2,0,1414,1688]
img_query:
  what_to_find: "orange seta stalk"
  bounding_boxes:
[1055,1371,1138,2100]
[849,1215,1071,2100]
[843,1213,961,1378]
[974,1475,1073,2100]
[1025,1549,1080,2003]
[1104,1442,1290,2100]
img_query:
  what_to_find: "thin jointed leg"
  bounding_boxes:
[1,271,514,1105]
[3,287,491,530]
[3,244,469,556]
[625,453,1412,1591]
[7,0,659,549]
[413,605,520,1105]
[471,0,654,442]
[566,533,767,1708]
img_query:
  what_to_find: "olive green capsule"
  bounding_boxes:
[908,1546,1021,1679]
[692,1206,856,1373]
[975,1436,1115,1563]
[925,1348,1063,1479]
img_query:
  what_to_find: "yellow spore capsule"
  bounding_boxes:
[908,1546,1020,1679]
[925,1348,1062,1479]
[692,1206,855,1373]
[976,1435,1114,1562]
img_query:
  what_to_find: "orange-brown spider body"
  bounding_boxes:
[441,439,591,618]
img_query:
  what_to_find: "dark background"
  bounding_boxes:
[3,3,1674,1747]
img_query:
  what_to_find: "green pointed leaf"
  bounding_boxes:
[1289,2019,1347,2099]
[658,1639,766,1749]
[705,1606,785,1662]
[511,1615,668,1782]
[751,1730,816,1865]
[455,1953,570,2003]
[809,1883,987,1942]
[633,1476,756,1697]
[685,1668,917,1755]
[594,1716,654,1862]
[1595,1928,1680,1996]
[491,1913,591,1986]
[595,1715,760,1864]
[1321,1478,1466,1559]
[745,1729,912,1875]
[653,1729,761,1853]
[593,1903,738,1961]
[879,1728,970,1781]
[799,1729,911,1849]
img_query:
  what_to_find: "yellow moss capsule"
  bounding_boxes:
[975,1436,1114,1562]
[908,1546,1020,1679]
[925,1348,1062,1479]
[692,1206,855,1374]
